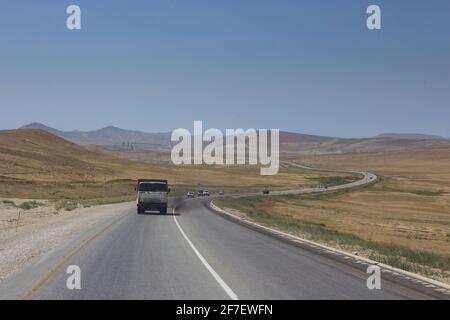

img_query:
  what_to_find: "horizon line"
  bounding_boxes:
[9,122,449,140]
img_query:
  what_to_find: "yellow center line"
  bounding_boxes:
[22,211,131,300]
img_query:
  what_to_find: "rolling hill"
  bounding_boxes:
[21,123,171,150]
[1,128,335,200]
[20,123,450,158]
[280,135,450,157]
[0,129,122,181]
[374,133,447,140]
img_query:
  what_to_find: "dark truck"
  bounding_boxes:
[136,179,170,214]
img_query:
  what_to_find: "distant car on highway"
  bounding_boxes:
[219,191,225,197]
[186,191,195,198]
[197,189,210,197]
[263,189,270,195]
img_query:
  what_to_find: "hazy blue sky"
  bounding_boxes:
[1,0,449,137]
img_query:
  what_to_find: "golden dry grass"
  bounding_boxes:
[304,147,450,193]
[216,147,450,280]
[296,148,450,255]
[251,186,450,255]
[0,129,344,201]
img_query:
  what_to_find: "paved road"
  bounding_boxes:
[227,162,378,198]
[1,197,437,300]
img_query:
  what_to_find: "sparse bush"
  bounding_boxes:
[410,190,444,197]
[16,200,44,210]
[54,200,79,212]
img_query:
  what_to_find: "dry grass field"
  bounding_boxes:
[0,129,345,202]
[305,147,450,193]
[302,147,450,254]
[2,129,449,281]
[216,147,450,282]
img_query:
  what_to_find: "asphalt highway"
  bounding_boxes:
[2,196,439,300]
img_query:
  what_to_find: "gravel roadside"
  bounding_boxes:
[0,199,133,281]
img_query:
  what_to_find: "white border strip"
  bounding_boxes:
[210,201,450,294]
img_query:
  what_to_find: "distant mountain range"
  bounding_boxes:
[19,123,450,156]
[374,133,447,140]
[20,123,172,150]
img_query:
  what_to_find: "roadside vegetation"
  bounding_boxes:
[306,175,360,188]
[52,200,80,212]
[215,186,450,282]
[2,200,45,210]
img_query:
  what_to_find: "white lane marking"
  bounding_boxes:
[172,208,238,300]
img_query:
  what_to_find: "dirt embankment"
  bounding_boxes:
[0,199,132,281]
